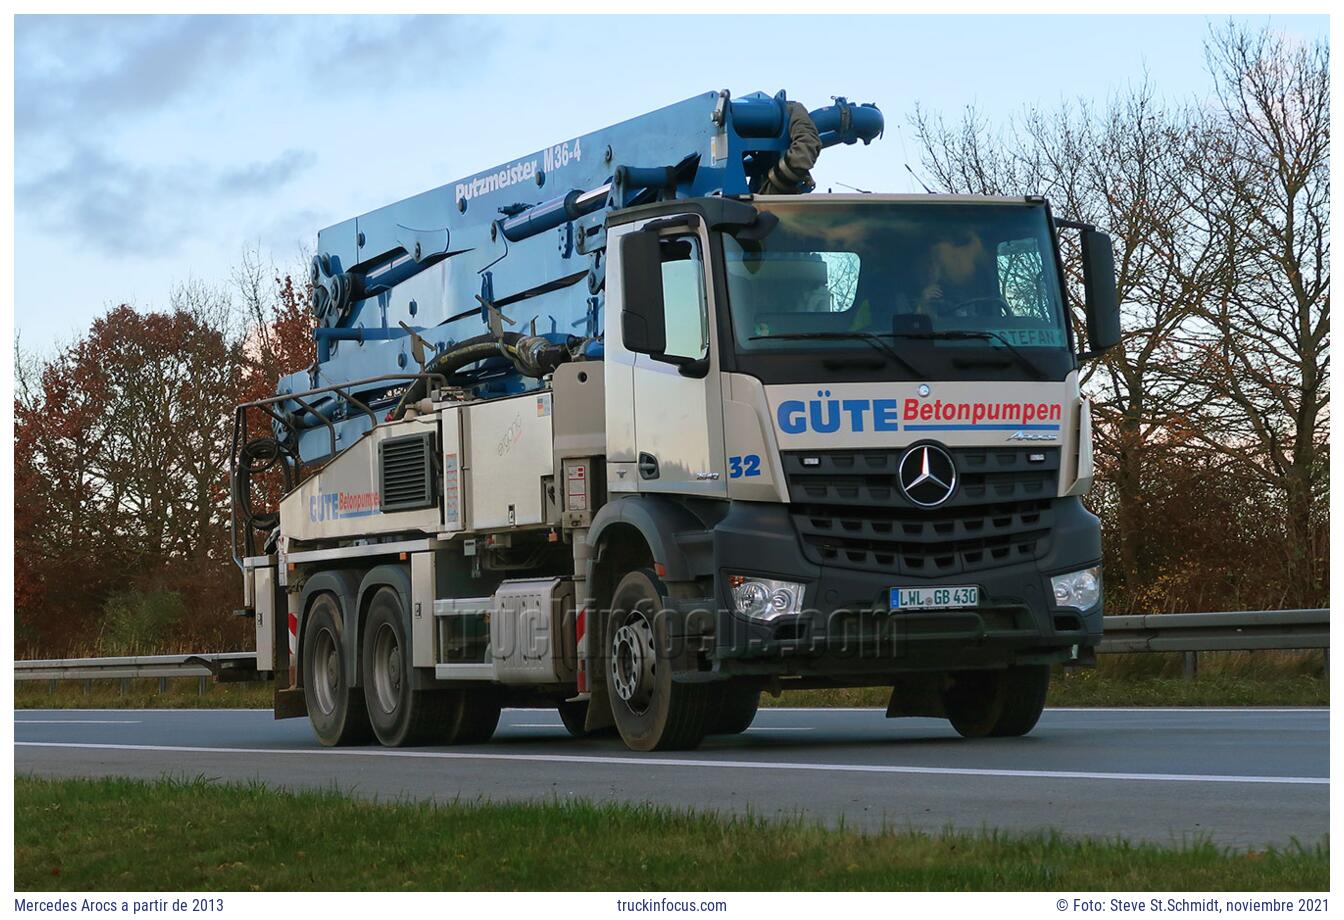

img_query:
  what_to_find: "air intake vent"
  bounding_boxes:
[380,433,437,512]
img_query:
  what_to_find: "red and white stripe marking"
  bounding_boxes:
[575,606,588,693]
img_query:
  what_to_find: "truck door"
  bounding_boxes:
[607,217,727,497]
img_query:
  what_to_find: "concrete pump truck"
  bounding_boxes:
[231,90,1120,751]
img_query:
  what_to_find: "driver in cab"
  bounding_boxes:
[904,229,988,320]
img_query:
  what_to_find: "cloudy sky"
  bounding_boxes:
[14,13,1328,349]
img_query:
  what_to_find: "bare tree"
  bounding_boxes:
[1180,23,1330,603]
[913,86,1206,604]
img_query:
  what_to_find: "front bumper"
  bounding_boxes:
[707,497,1103,676]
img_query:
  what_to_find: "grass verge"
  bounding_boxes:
[15,678,274,709]
[14,775,1327,891]
[16,651,1328,710]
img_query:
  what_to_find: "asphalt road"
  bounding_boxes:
[15,706,1327,849]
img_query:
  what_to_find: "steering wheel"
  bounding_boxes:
[943,297,1012,320]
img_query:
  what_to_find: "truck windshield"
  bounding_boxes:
[722,200,1073,382]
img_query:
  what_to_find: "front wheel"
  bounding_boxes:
[706,682,761,735]
[606,569,710,752]
[943,665,1050,738]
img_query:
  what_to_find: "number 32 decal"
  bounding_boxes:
[728,454,762,478]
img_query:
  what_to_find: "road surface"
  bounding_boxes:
[15,706,1327,848]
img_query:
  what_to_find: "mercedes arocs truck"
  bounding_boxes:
[231,90,1119,751]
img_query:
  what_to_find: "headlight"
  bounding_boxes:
[728,575,805,620]
[1051,566,1102,610]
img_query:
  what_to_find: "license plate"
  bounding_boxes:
[890,586,979,610]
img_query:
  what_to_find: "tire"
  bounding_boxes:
[302,593,372,747]
[988,665,1052,737]
[943,665,1051,739]
[606,569,710,752]
[706,683,760,735]
[438,689,502,745]
[361,587,450,747]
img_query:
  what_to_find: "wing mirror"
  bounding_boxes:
[1080,228,1121,357]
[619,229,667,356]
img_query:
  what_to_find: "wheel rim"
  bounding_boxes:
[610,611,656,715]
[311,626,340,716]
[371,622,402,715]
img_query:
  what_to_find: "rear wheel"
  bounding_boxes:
[362,587,463,747]
[438,689,502,744]
[302,594,372,747]
[943,665,1051,738]
[606,569,709,752]
[706,682,760,735]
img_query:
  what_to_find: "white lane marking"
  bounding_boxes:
[15,719,141,725]
[15,741,1327,786]
[745,727,815,732]
[762,707,1328,714]
[511,723,564,729]
[1043,707,1328,714]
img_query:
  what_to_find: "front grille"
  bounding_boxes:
[783,446,1059,576]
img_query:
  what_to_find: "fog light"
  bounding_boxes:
[729,575,805,620]
[1051,566,1102,610]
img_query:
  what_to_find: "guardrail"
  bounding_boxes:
[1096,608,1329,654]
[14,652,261,694]
[14,609,1328,689]
[1096,608,1328,679]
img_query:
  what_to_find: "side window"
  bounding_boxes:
[820,252,861,312]
[996,239,1050,321]
[659,235,709,361]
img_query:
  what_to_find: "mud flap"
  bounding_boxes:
[274,687,308,720]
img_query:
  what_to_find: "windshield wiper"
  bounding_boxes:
[887,329,1047,380]
[748,331,925,377]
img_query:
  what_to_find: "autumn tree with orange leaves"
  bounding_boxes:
[15,263,312,655]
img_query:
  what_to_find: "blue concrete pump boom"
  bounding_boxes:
[280,90,883,462]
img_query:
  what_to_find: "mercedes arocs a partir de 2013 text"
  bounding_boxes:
[231,89,1119,751]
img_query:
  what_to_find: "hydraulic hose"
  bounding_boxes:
[390,330,578,420]
[234,436,296,533]
[390,332,521,419]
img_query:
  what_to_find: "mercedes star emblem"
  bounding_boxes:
[898,444,958,507]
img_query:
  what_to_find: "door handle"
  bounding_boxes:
[638,452,660,480]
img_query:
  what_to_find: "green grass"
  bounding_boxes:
[14,776,1327,891]
[766,672,1328,709]
[17,651,1327,710]
[15,677,274,709]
